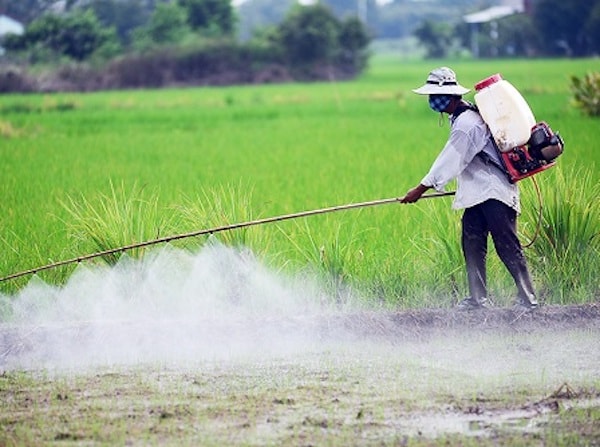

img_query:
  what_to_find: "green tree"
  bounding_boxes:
[277,4,339,67]
[61,10,117,60]
[532,0,600,56]
[337,16,371,72]
[177,0,236,36]
[274,4,369,78]
[146,3,189,44]
[84,0,149,46]
[455,13,538,58]
[495,14,538,57]
[18,14,63,53]
[4,10,117,61]
[585,2,600,54]
[413,20,453,58]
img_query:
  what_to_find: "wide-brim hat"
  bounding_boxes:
[412,66,470,95]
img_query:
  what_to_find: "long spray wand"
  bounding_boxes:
[0,191,455,283]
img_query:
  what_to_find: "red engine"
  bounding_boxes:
[500,122,564,183]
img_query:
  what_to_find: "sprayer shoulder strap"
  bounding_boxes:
[451,102,478,118]
[479,138,513,182]
[452,102,512,181]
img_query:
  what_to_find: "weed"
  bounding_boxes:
[570,71,600,117]
[178,182,271,255]
[278,217,369,304]
[60,182,178,265]
[522,166,600,303]
[0,120,21,138]
[418,199,466,303]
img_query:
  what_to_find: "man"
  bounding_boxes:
[399,67,538,310]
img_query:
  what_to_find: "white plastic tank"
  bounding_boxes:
[474,74,536,152]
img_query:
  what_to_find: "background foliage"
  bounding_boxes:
[1,2,370,91]
[1,0,599,91]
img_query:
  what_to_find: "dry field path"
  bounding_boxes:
[1,303,599,445]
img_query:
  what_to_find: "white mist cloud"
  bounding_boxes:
[0,243,355,371]
[1,243,598,399]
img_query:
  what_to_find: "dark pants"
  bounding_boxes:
[461,199,536,301]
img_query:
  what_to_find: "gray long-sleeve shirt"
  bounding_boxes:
[421,108,520,213]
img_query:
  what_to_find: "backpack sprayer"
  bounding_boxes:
[474,74,564,183]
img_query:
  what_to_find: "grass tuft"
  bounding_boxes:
[177,182,271,254]
[60,182,178,265]
[278,217,369,304]
[521,166,600,303]
[0,120,21,138]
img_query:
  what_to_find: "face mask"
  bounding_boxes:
[429,95,452,113]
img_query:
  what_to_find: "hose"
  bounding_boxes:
[522,175,543,249]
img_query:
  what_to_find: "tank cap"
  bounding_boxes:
[475,73,503,91]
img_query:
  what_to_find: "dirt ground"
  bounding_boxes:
[339,302,600,336]
[2,302,599,364]
[1,303,599,446]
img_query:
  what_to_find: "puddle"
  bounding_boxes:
[396,397,600,438]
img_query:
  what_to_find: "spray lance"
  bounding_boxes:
[0,191,455,283]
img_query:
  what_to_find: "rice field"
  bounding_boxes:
[1,57,599,303]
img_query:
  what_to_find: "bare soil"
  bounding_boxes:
[336,302,600,337]
[1,303,599,446]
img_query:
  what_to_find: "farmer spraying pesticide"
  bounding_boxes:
[400,67,538,310]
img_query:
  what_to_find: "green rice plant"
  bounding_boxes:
[364,255,443,309]
[0,229,52,294]
[278,217,369,304]
[521,166,600,303]
[60,182,178,265]
[413,198,466,305]
[177,182,272,255]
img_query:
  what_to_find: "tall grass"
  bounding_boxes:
[277,216,371,305]
[417,200,465,304]
[47,164,599,307]
[61,182,179,265]
[521,166,600,303]
[176,182,275,257]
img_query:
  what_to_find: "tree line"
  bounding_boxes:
[0,0,598,92]
[3,0,599,59]
[413,0,600,58]
[0,1,370,92]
